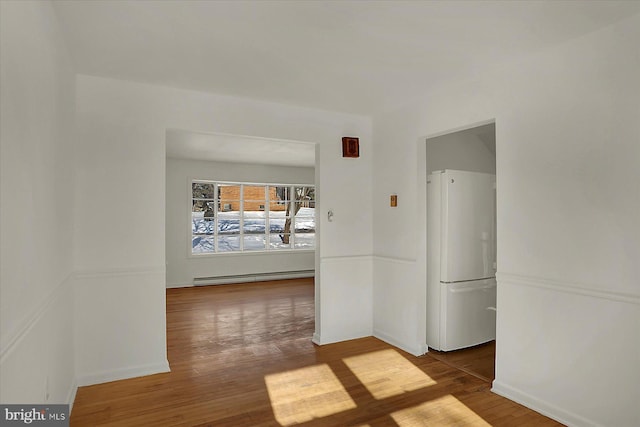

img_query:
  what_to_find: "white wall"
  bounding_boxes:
[372,14,640,427]
[166,157,315,287]
[74,75,373,383]
[426,128,495,175]
[0,0,77,404]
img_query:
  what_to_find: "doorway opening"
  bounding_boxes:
[425,122,496,382]
[164,129,318,288]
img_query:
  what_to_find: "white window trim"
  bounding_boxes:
[188,179,315,257]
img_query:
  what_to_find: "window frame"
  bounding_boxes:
[189,179,315,257]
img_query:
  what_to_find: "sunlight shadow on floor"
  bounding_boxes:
[343,349,437,400]
[391,394,491,426]
[265,363,357,426]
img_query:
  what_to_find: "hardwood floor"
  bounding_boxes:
[427,342,496,383]
[71,278,561,426]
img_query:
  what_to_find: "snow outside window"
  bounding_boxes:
[191,181,315,254]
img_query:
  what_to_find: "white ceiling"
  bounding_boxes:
[53,0,640,116]
[52,1,639,165]
[166,129,316,167]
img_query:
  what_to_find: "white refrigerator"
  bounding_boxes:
[427,170,497,352]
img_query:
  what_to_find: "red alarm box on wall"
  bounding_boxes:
[342,137,359,158]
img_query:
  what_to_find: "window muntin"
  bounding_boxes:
[191,181,315,254]
[191,183,216,254]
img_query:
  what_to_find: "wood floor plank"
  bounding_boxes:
[70,278,562,426]
[427,341,496,382]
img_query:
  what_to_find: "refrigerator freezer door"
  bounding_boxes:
[439,278,496,351]
[441,170,496,283]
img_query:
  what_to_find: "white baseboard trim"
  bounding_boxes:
[66,379,78,412]
[497,272,639,305]
[167,282,195,288]
[77,360,170,387]
[312,330,428,357]
[167,270,315,289]
[492,380,597,427]
[373,329,427,357]
[312,331,372,346]
[193,269,314,286]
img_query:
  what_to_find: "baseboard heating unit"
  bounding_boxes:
[193,269,314,286]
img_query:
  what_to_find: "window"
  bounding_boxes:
[191,181,315,254]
